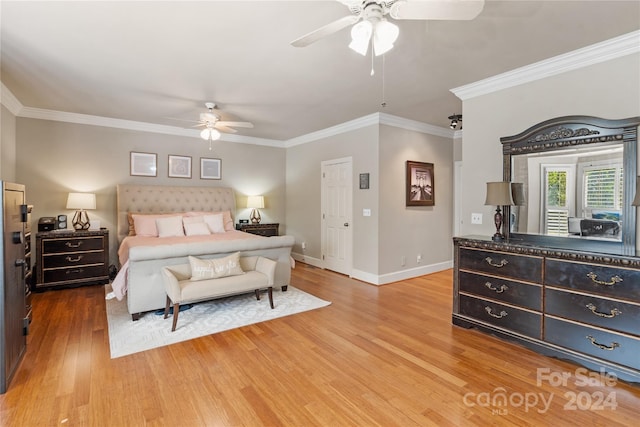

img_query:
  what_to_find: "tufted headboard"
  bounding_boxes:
[116,184,236,243]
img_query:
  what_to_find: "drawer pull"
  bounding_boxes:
[586,272,622,286]
[485,306,508,319]
[65,255,84,262]
[485,282,508,293]
[485,257,508,268]
[66,269,84,274]
[65,241,83,248]
[585,303,622,318]
[586,335,620,351]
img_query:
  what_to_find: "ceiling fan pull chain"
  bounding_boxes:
[381,53,386,108]
[370,37,375,76]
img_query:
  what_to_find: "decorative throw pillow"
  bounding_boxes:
[204,214,226,234]
[188,253,244,281]
[156,216,185,238]
[132,213,183,237]
[184,222,211,236]
[186,211,234,231]
[182,215,204,225]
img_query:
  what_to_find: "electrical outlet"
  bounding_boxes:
[301,241,306,250]
[417,254,422,263]
[471,213,483,224]
[401,256,406,266]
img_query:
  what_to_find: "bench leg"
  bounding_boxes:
[268,287,274,309]
[171,303,180,332]
[164,295,171,319]
[254,289,260,301]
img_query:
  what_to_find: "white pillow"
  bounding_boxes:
[156,216,185,238]
[204,213,225,234]
[184,222,211,236]
[182,215,204,225]
[188,253,244,281]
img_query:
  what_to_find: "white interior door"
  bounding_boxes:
[321,157,352,275]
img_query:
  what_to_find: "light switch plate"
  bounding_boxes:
[363,209,371,217]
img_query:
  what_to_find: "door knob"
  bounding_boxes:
[344,223,349,227]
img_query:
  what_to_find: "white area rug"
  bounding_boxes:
[105,285,330,358]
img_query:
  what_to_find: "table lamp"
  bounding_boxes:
[66,192,96,230]
[247,195,264,224]
[485,182,515,242]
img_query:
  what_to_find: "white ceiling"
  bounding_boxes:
[2,1,639,142]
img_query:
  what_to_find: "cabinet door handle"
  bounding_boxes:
[485,282,508,293]
[485,306,508,318]
[485,257,508,268]
[585,303,622,318]
[66,255,84,262]
[65,241,83,248]
[586,335,620,351]
[586,272,622,286]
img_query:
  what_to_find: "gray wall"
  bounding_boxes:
[15,118,286,265]
[459,53,640,239]
[1,104,17,181]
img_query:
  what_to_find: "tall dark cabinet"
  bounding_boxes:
[0,182,30,394]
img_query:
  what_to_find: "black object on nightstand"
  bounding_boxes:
[34,229,109,291]
[236,223,279,237]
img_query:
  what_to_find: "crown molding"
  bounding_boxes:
[451,30,640,101]
[284,112,453,147]
[1,82,24,116]
[17,106,283,147]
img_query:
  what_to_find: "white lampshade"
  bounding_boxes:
[349,20,373,56]
[66,193,96,210]
[247,196,265,209]
[200,127,221,141]
[373,20,398,56]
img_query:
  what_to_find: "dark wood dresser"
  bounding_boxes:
[35,229,109,290]
[236,223,279,237]
[453,235,640,383]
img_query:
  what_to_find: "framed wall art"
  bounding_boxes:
[200,157,222,180]
[130,151,157,177]
[359,173,370,189]
[168,155,192,179]
[406,160,434,206]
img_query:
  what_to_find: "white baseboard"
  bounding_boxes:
[291,252,452,286]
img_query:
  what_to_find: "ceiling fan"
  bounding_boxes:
[291,0,485,56]
[175,102,254,149]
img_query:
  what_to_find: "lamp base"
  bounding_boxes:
[250,209,261,224]
[72,210,91,231]
[492,206,504,242]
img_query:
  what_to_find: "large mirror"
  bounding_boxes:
[501,116,640,256]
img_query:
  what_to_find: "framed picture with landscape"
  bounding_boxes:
[406,160,434,206]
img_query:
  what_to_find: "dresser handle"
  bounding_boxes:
[585,303,622,318]
[485,257,508,268]
[485,306,508,318]
[65,241,83,248]
[485,282,508,293]
[586,272,622,286]
[586,335,620,351]
[66,269,84,274]
[65,255,83,262]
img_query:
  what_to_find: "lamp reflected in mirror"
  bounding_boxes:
[633,176,640,206]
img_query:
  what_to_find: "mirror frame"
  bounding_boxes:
[501,115,640,256]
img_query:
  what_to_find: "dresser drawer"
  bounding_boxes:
[545,316,640,371]
[459,294,541,338]
[42,250,105,268]
[545,288,640,336]
[43,265,108,284]
[459,248,542,282]
[459,271,542,311]
[43,236,105,254]
[545,259,640,300]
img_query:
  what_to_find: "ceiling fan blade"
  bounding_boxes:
[291,15,360,47]
[217,121,254,129]
[215,125,238,134]
[390,0,485,21]
[166,117,203,124]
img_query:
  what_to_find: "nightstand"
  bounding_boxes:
[236,223,279,237]
[35,229,109,290]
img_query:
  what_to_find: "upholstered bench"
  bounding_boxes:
[161,253,277,331]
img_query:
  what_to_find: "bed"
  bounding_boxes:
[113,184,294,320]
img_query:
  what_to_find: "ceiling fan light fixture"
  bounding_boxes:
[200,127,221,141]
[373,19,399,56]
[349,20,373,56]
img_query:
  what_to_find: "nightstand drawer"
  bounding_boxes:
[43,250,105,268]
[459,294,541,338]
[545,259,640,300]
[459,248,542,282]
[43,265,108,284]
[545,316,640,371]
[459,271,542,310]
[545,288,640,336]
[43,236,104,253]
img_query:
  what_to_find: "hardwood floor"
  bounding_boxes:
[1,263,639,426]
